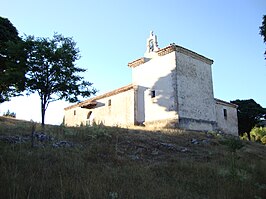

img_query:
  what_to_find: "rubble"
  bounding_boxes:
[0,132,79,148]
[0,135,30,144]
[0,128,214,162]
[33,132,54,142]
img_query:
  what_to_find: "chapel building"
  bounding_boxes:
[64,32,238,135]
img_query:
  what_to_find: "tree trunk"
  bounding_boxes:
[41,98,46,128]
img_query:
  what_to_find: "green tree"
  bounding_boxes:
[231,99,266,139]
[25,33,97,126]
[0,17,27,102]
[259,15,266,59]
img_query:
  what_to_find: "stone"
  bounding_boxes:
[128,154,140,160]
[0,133,81,149]
[160,142,177,150]
[151,150,159,155]
[180,147,189,152]
[202,139,209,144]
[52,140,75,148]
[191,138,199,145]
[33,132,54,142]
[0,135,29,144]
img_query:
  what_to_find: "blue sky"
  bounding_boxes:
[0,0,266,124]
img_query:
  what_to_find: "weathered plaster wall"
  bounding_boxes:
[132,52,178,126]
[64,89,135,127]
[64,106,89,127]
[215,103,238,135]
[175,51,216,131]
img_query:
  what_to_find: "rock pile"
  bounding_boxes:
[33,132,54,142]
[0,135,30,144]
[0,132,79,148]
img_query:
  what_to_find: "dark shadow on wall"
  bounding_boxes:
[136,69,178,127]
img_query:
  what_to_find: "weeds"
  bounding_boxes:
[0,117,266,198]
[220,136,244,152]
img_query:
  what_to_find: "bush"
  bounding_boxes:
[2,110,16,118]
[220,137,244,152]
[240,132,249,141]
[261,136,266,145]
[250,127,266,145]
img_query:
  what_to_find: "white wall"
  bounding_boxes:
[64,106,88,127]
[175,51,216,131]
[132,52,178,126]
[216,103,238,135]
[64,88,135,127]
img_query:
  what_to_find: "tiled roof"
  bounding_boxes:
[215,98,238,108]
[158,45,214,65]
[128,57,145,68]
[128,44,213,68]
[64,84,134,110]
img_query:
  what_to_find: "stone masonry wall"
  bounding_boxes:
[175,51,217,131]
[215,102,238,135]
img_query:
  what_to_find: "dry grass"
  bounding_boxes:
[0,116,266,199]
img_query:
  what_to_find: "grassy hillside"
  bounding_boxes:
[0,116,266,199]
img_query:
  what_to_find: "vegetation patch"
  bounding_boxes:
[0,117,266,198]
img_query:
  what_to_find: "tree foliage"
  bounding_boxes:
[250,127,266,145]
[231,99,266,139]
[0,17,19,41]
[25,33,97,126]
[259,15,266,59]
[0,17,27,102]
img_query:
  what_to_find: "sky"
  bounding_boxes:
[0,0,266,125]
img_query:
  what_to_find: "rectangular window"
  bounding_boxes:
[151,90,155,98]
[74,110,76,116]
[108,99,111,106]
[223,109,227,120]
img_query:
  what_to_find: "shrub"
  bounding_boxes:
[240,132,249,141]
[220,137,244,152]
[250,127,266,145]
[2,110,16,118]
[261,136,266,145]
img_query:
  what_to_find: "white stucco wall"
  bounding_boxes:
[64,106,89,127]
[175,51,216,131]
[64,89,135,127]
[132,52,178,126]
[215,102,238,136]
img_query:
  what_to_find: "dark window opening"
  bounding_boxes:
[87,111,92,119]
[151,90,155,98]
[223,109,227,120]
[108,99,111,106]
[149,39,154,52]
[74,110,76,116]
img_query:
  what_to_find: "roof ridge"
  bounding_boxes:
[64,84,134,110]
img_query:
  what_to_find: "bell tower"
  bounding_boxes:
[144,31,159,58]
